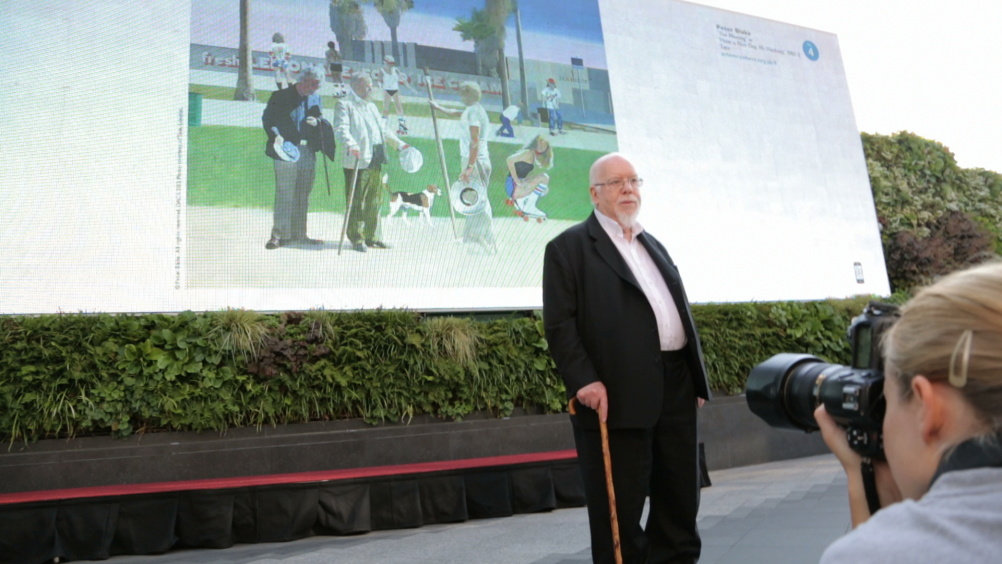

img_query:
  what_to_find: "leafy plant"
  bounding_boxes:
[861,131,1002,292]
[424,316,480,367]
[1,300,894,445]
[208,308,272,361]
[884,210,996,291]
[693,298,870,394]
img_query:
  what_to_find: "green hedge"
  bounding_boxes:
[1,299,882,444]
[693,297,874,393]
[862,132,1002,291]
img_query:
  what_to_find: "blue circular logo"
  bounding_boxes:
[803,40,820,61]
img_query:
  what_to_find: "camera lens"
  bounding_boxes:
[745,303,894,458]
[746,353,840,432]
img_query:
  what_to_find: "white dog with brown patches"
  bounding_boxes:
[384,174,439,226]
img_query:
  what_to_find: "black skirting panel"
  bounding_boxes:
[0,461,585,564]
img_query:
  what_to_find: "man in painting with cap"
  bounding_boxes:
[541,78,565,136]
[334,73,411,253]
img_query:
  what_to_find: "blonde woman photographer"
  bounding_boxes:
[817,261,1002,563]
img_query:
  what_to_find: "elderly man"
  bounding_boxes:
[262,65,326,250]
[542,153,711,564]
[334,73,408,252]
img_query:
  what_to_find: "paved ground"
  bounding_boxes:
[105,454,850,564]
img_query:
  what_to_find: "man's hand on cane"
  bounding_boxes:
[576,381,608,423]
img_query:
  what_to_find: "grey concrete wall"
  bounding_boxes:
[1,399,827,495]
[698,395,829,470]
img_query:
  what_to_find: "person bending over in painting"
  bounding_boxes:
[496,104,520,138]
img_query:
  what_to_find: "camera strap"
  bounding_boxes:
[860,458,882,515]
[931,433,1002,484]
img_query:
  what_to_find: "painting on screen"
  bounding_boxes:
[186,0,617,291]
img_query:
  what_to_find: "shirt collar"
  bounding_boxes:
[594,208,644,241]
[932,433,1002,486]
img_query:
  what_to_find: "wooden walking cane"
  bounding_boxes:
[422,67,459,239]
[337,155,361,256]
[569,397,622,564]
[318,119,332,197]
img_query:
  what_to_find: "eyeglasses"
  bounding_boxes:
[592,177,644,191]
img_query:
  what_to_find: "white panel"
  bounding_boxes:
[0,0,887,314]
[599,0,888,301]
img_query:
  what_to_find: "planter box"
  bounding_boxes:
[2,399,825,496]
[0,400,829,562]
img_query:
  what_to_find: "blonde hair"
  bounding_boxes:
[884,261,1002,431]
[459,81,482,103]
[524,135,553,169]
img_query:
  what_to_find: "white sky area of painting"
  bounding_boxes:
[191,0,1002,174]
[689,0,1002,174]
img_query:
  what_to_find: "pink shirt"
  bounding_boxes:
[594,209,687,351]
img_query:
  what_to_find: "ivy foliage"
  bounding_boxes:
[693,297,874,394]
[1,299,888,444]
[862,131,1001,291]
[0,310,563,444]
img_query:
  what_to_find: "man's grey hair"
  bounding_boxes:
[298,65,324,83]
[350,72,373,86]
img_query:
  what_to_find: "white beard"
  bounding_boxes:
[616,207,640,230]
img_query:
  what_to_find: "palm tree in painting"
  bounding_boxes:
[485,0,513,107]
[372,0,414,65]
[329,0,368,61]
[234,0,256,101]
[453,8,495,76]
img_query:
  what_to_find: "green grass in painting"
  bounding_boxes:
[187,125,601,221]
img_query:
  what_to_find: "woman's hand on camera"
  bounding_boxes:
[817,405,871,526]
[815,405,862,471]
[815,405,903,527]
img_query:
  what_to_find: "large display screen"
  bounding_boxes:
[0,0,889,314]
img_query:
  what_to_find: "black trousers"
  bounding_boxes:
[573,354,700,564]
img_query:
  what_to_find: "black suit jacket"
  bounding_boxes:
[543,212,711,430]
[262,86,335,161]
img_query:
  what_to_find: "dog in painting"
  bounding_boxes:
[384,174,439,226]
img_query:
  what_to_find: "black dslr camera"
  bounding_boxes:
[745,302,900,459]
